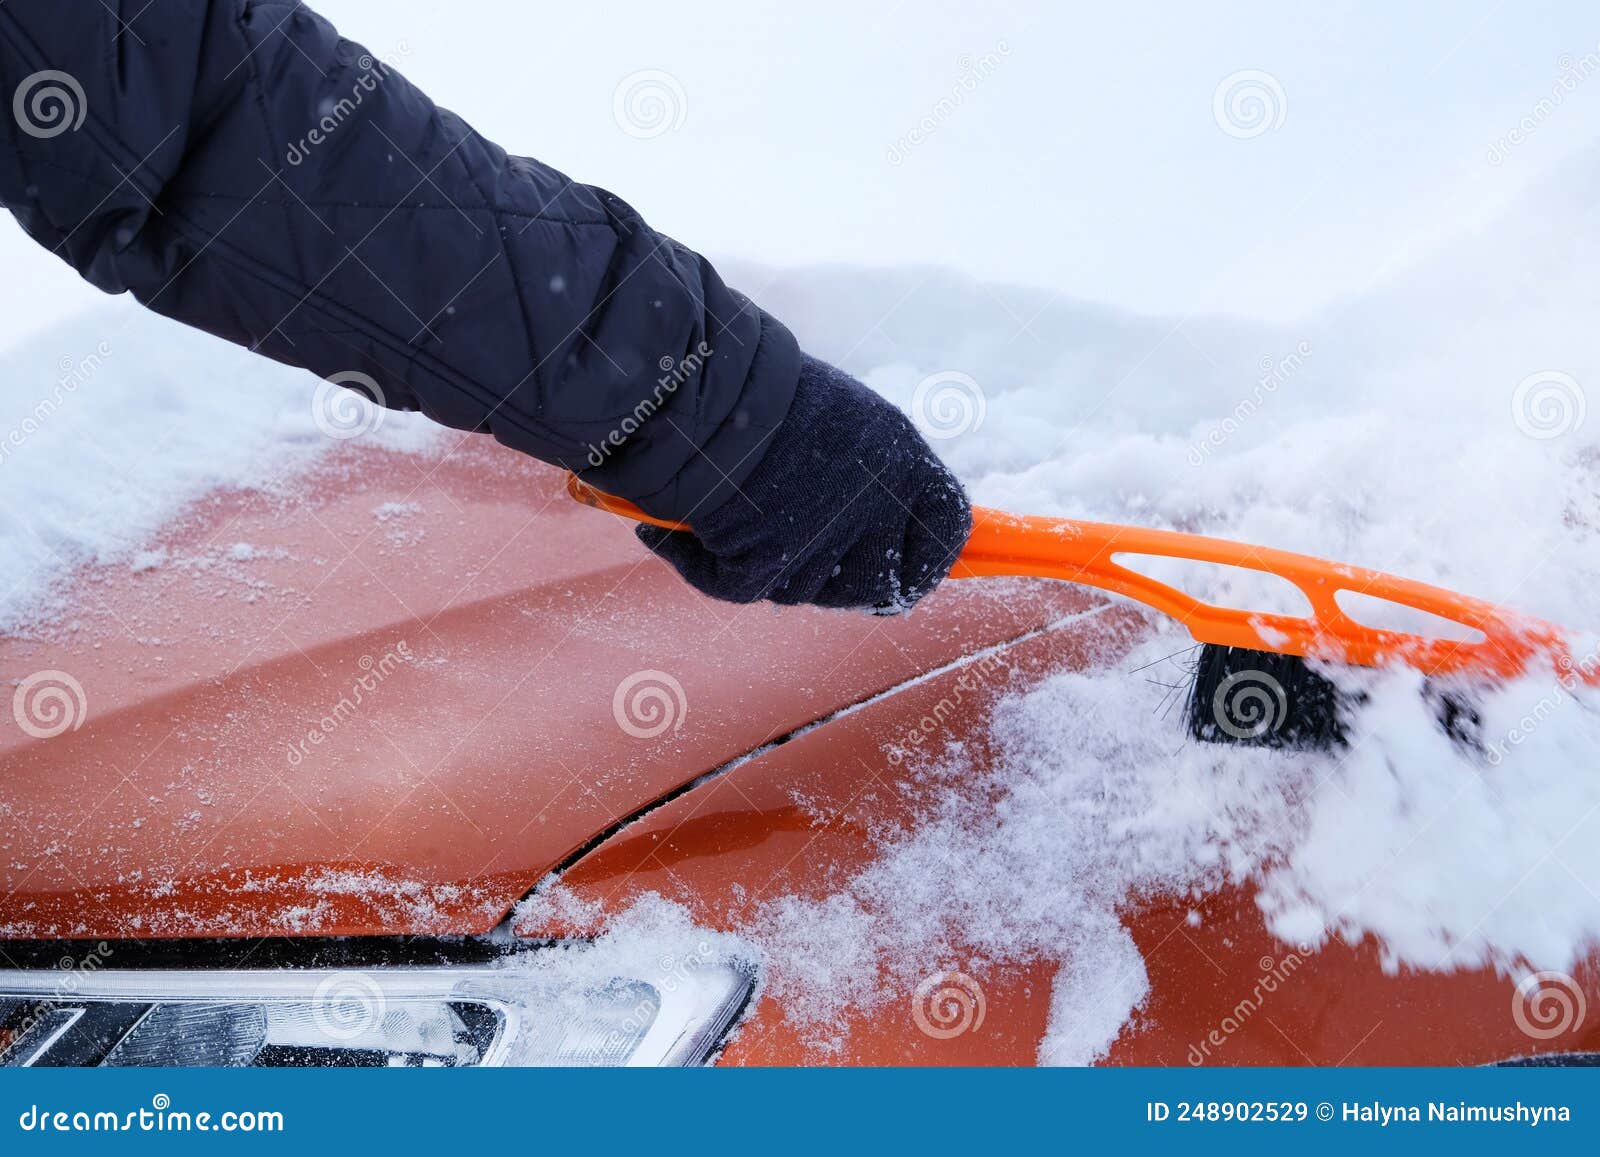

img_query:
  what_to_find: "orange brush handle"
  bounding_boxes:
[567,474,1592,682]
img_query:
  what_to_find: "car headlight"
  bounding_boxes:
[0,958,755,1067]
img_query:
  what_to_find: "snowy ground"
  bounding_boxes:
[4,144,1600,1064]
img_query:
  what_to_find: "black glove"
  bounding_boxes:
[637,356,973,611]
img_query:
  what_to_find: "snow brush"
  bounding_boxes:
[566,474,1597,751]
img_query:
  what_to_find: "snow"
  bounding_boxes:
[1040,923,1150,1067]
[734,651,1600,1062]
[4,138,1600,1065]
[714,150,1600,1061]
[512,887,757,989]
[0,297,440,633]
[0,866,509,939]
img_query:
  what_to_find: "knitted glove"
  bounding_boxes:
[637,355,972,611]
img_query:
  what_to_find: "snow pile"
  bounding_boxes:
[0,298,439,633]
[503,889,761,1064]
[510,888,758,987]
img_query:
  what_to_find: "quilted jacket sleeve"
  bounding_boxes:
[0,0,799,520]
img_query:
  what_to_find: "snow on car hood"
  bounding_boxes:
[4,147,1600,1061]
[710,151,1600,1061]
[0,324,1083,938]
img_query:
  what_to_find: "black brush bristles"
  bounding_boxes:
[1186,644,1350,751]
[1421,680,1487,752]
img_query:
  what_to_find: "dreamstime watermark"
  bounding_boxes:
[313,370,387,440]
[1511,970,1587,1040]
[1487,45,1600,166]
[1188,340,1312,466]
[604,940,720,1052]
[911,971,986,1039]
[286,45,409,165]
[1,942,114,1062]
[12,70,87,139]
[1213,69,1287,139]
[1511,370,1584,440]
[17,1095,283,1134]
[311,971,388,1041]
[0,340,112,467]
[584,342,712,467]
[1209,669,1288,741]
[885,651,1006,766]
[887,43,1011,166]
[1483,645,1600,766]
[910,370,986,440]
[613,69,687,139]
[612,669,688,739]
[12,669,88,740]
[1187,946,1314,1064]
[284,642,414,766]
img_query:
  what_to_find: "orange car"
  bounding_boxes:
[0,437,1595,1067]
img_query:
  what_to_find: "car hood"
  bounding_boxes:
[0,440,1092,939]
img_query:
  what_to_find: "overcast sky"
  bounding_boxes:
[2,0,1598,343]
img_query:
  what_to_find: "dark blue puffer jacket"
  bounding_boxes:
[0,0,798,521]
[0,0,974,610]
